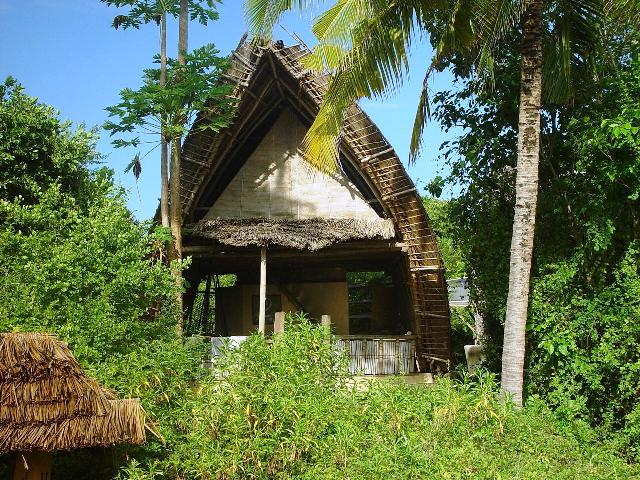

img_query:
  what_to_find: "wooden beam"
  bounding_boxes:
[361,147,394,164]
[183,240,406,255]
[277,283,306,313]
[258,245,267,334]
[267,52,286,98]
[274,311,285,334]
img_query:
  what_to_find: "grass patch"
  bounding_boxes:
[122,317,638,479]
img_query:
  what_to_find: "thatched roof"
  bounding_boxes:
[178,38,452,369]
[0,333,145,453]
[189,217,395,251]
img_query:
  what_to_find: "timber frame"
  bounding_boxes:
[178,38,451,369]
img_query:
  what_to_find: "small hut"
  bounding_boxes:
[0,333,145,479]
[177,38,451,373]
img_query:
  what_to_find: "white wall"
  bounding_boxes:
[206,109,381,221]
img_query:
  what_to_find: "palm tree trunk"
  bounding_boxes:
[500,0,543,407]
[160,11,169,228]
[169,0,189,336]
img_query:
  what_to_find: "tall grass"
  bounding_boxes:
[123,316,638,479]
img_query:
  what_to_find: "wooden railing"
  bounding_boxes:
[335,335,417,375]
[206,334,418,375]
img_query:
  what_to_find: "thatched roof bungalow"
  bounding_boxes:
[177,38,451,373]
[0,333,145,478]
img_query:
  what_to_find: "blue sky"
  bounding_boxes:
[0,0,461,220]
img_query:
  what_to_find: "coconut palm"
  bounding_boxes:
[244,0,638,405]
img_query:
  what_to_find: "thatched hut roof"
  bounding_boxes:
[177,38,452,369]
[0,333,145,453]
[189,217,395,251]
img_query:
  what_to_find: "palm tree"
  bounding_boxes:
[500,0,543,407]
[244,0,635,405]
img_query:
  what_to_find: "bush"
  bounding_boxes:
[0,80,205,478]
[123,318,638,479]
[528,245,640,459]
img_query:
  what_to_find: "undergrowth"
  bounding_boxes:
[122,316,639,479]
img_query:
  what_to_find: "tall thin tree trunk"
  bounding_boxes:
[500,0,543,407]
[170,139,183,335]
[170,0,189,336]
[178,0,188,64]
[160,11,169,228]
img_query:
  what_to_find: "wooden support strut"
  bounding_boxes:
[360,147,394,164]
[258,245,267,334]
[274,311,285,334]
[382,187,417,201]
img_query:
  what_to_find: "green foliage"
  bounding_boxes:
[121,319,638,479]
[422,196,466,279]
[102,0,220,30]
[528,245,640,459]
[0,174,179,365]
[0,81,205,477]
[433,22,640,450]
[0,81,180,362]
[0,77,95,205]
[104,44,234,148]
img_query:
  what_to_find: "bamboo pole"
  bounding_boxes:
[258,245,267,334]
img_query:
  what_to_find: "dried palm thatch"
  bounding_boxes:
[0,333,145,453]
[190,217,395,251]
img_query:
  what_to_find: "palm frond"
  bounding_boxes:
[301,2,416,172]
[543,0,604,103]
[409,68,433,163]
[244,0,324,39]
[604,0,640,25]
[471,0,526,52]
[312,0,372,43]
[301,43,349,72]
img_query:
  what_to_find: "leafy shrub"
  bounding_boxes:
[0,77,94,205]
[123,318,638,479]
[528,245,640,459]
[0,80,204,478]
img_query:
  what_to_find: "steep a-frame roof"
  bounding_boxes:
[180,39,451,368]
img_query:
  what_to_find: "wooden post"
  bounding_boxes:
[321,314,331,329]
[258,245,267,334]
[200,274,212,334]
[13,452,52,480]
[274,311,285,334]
